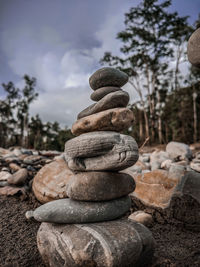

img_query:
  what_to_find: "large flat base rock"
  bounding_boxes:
[37,219,155,267]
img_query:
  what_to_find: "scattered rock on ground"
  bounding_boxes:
[129,211,153,227]
[166,141,192,161]
[7,168,28,185]
[150,150,170,170]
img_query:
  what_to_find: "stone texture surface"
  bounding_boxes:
[129,169,184,209]
[32,158,73,203]
[67,171,135,201]
[9,163,21,171]
[190,162,200,172]
[72,108,134,136]
[65,131,138,171]
[27,196,131,223]
[130,170,200,230]
[37,219,155,267]
[90,86,121,101]
[187,28,200,68]
[0,171,13,181]
[166,141,192,160]
[0,185,27,196]
[77,90,130,119]
[7,168,28,185]
[89,67,129,90]
[150,150,170,170]
[128,211,153,227]
[126,160,149,173]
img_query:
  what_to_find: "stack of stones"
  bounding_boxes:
[27,67,155,267]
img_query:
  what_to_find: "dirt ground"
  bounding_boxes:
[0,195,200,267]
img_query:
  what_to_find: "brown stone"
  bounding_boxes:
[32,158,73,203]
[72,108,134,136]
[130,169,182,208]
[187,28,200,68]
[129,169,200,229]
[9,163,21,172]
[77,90,129,119]
[90,86,121,101]
[128,211,153,227]
[7,168,28,185]
[0,185,27,196]
[67,171,135,201]
[37,219,155,267]
[89,67,129,90]
[0,171,13,181]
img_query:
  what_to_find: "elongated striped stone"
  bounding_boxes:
[27,196,131,223]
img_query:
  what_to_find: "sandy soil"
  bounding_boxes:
[0,194,200,267]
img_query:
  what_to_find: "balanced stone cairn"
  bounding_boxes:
[27,67,155,267]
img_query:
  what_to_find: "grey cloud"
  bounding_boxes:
[1,0,199,126]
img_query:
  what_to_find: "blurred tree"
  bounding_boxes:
[16,75,38,147]
[100,0,192,144]
[0,82,20,146]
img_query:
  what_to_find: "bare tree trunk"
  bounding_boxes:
[139,109,144,142]
[157,92,163,144]
[129,79,150,141]
[174,44,184,90]
[193,88,197,143]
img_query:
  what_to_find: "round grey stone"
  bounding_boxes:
[29,196,131,223]
[90,86,121,101]
[77,90,130,119]
[89,67,129,90]
[37,219,155,267]
[187,28,200,68]
[65,131,139,171]
[67,171,135,201]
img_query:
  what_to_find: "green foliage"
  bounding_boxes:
[100,0,198,144]
[0,76,74,150]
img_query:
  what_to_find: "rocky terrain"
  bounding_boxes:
[0,141,200,266]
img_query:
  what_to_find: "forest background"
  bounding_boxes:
[0,0,200,151]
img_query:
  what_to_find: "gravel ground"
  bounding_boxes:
[0,194,200,267]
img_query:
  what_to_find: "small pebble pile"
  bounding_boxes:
[0,147,60,197]
[27,67,155,267]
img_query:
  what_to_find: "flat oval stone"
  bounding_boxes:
[65,131,139,171]
[77,90,130,119]
[90,86,121,101]
[28,196,131,223]
[37,219,155,267]
[89,67,129,90]
[188,28,200,68]
[32,158,73,203]
[72,108,134,136]
[67,171,135,201]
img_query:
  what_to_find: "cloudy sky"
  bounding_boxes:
[0,0,199,127]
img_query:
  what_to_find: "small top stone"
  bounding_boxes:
[187,28,200,68]
[89,67,129,90]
